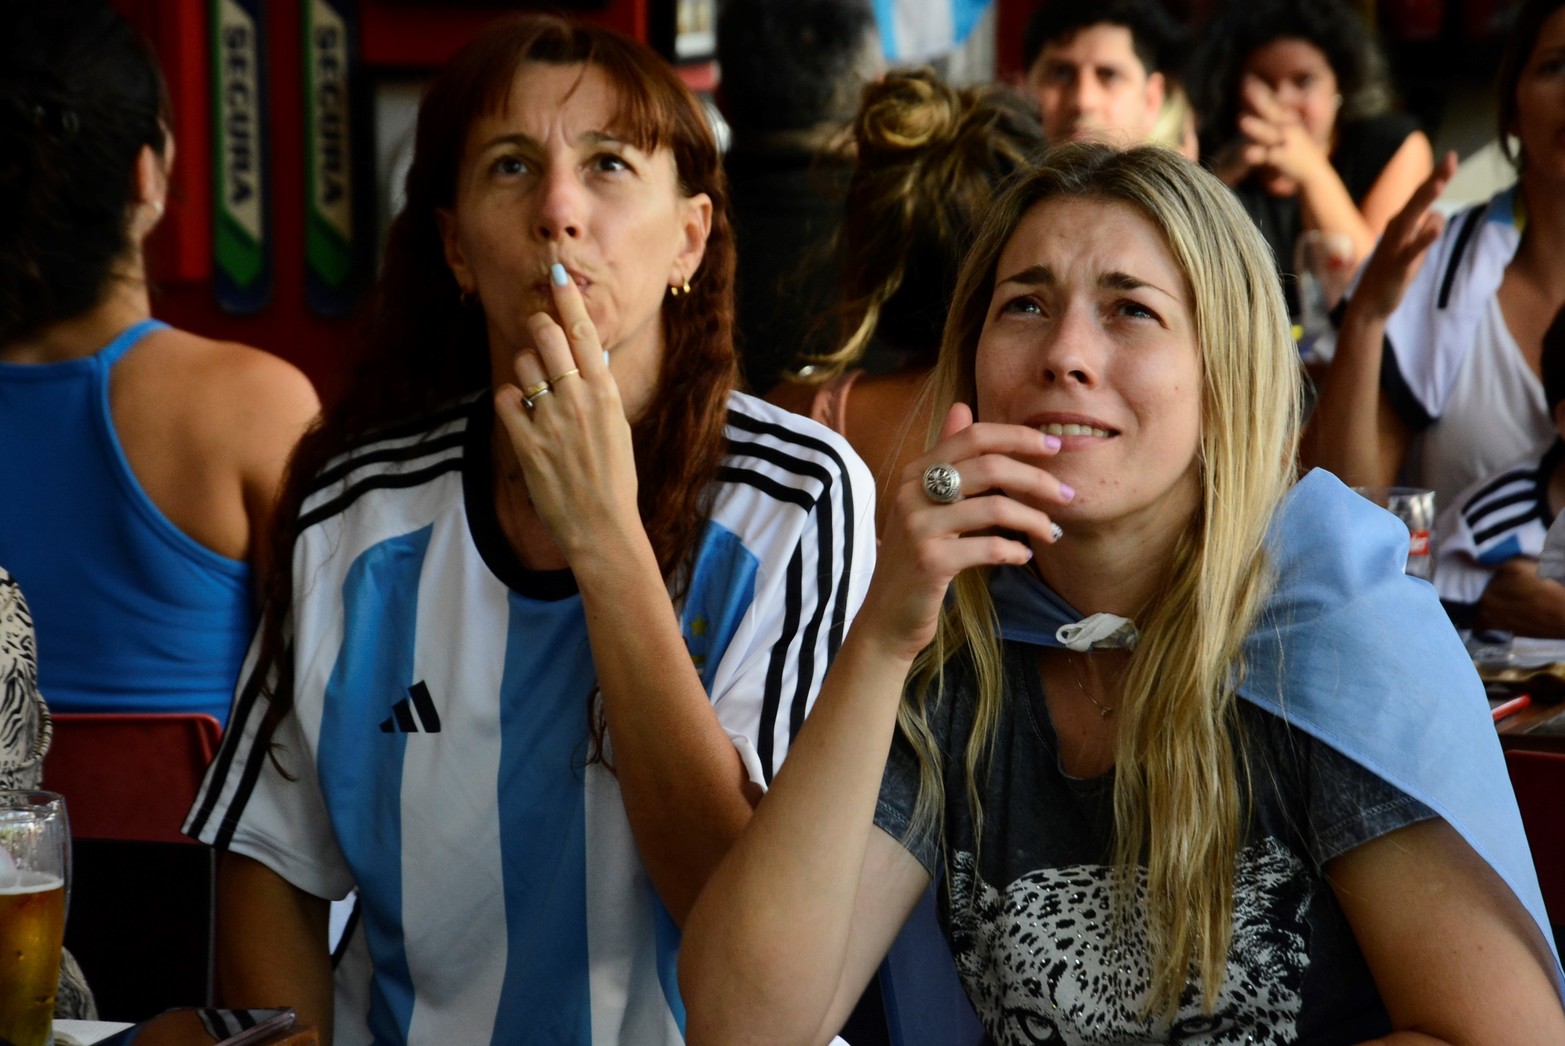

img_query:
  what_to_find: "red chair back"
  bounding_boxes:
[41,712,222,845]
[1505,748,1565,923]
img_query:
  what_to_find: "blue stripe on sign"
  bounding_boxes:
[491,592,597,1042]
[953,0,990,45]
[653,897,686,1033]
[872,0,899,59]
[319,525,433,1044]
[682,523,758,692]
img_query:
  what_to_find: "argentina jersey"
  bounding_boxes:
[1435,437,1562,613]
[186,391,875,1045]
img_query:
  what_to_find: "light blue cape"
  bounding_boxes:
[990,468,1565,993]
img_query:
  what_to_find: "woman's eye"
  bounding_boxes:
[1118,299,1157,321]
[1001,296,1043,316]
[591,153,631,173]
[493,155,528,177]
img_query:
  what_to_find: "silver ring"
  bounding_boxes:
[922,463,962,504]
[1050,522,1064,542]
[522,386,553,410]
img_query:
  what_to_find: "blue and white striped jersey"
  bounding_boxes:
[185,391,875,1045]
[1435,436,1563,611]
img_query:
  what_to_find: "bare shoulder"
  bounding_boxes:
[177,331,316,412]
[124,327,319,440]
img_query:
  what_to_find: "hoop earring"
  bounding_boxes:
[460,289,476,309]
[668,278,692,298]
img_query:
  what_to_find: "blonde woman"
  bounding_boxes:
[681,144,1565,1042]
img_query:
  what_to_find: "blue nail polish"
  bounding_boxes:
[550,263,569,287]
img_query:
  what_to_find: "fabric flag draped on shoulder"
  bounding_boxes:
[990,467,1565,996]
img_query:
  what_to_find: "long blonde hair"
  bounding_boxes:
[901,143,1301,1016]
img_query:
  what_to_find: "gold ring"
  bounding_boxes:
[548,368,580,383]
[521,380,552,399]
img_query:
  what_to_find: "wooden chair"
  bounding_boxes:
[1504,748,1565,951]
[42,712,224,1021]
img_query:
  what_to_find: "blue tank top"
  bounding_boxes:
[0,320,254,724]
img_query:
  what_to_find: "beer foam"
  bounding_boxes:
[0,870,63,894]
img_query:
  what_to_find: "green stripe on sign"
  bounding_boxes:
[216,210,263,286]
[307,212,353,287]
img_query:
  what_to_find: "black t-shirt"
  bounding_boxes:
[873,640,1436,1044]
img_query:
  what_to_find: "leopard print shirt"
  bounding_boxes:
[0,567,50,791]
[0,567,96,1020]
[874,641,1434,1045]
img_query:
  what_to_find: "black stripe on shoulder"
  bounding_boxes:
[1472,505,1544,547]
[185,645,274,840]
[212,724,279,852]
[756,539,804,784]
[725,407,860,664]
[1462,468,1539,522]
[1379,339,1434,431]
[726,437,835,502]
[301,400,476,500]
[1466,488,1539,532]
[1436,206,1485,310]
[308,430,468,498]
[1462,466,1539,518]
[715,464,814,508]
[359,398,476,447]
[727,406,849,467]
[297,457,465,534]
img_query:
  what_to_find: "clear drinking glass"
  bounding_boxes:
[0,791,69,1046]
[1353,485,1437,580]
[1295,230,1354,362]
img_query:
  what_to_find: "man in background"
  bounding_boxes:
[1021,0,1180,149]
[717,0,882,395]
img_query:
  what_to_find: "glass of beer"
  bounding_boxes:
[0,791,68,1046]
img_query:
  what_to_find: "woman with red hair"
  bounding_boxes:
[184,15,872,1044]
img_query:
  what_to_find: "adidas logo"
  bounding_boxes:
[380,681,443,733]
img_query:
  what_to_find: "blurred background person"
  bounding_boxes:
[0,0,319,726]
[769,69,1045,533]
[1020,0,1181,149]
[1436,305,1565,637]
[717,0,882,395]
[186,15,872,1044]
[1305,0,1565,511]
[1194,0,1432,321]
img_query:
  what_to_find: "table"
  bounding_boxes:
[1496,697,1565,753]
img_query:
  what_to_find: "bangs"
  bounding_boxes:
[466,22,678,158]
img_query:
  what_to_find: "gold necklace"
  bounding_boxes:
[1065,652,1117,719]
